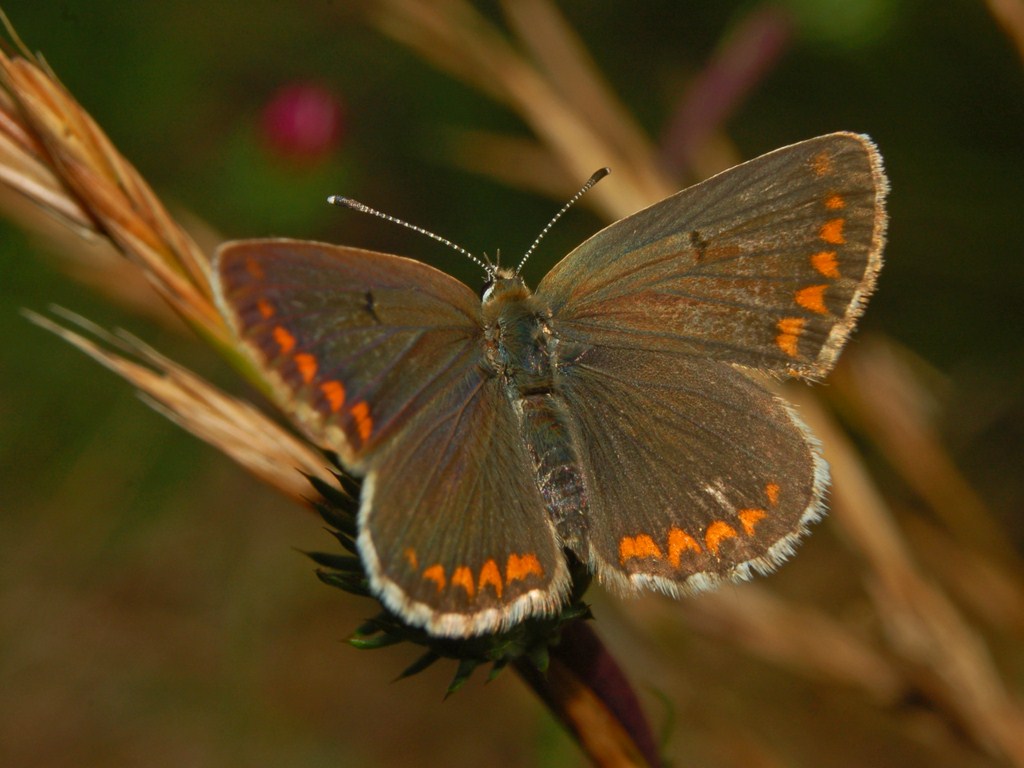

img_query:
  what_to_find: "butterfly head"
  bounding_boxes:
[480,267,530,306]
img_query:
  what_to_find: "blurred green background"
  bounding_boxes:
[1,1,1022,766]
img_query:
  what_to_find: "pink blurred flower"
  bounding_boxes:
[261,83,345,163]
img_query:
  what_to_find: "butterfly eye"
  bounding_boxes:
[480,278,495,301]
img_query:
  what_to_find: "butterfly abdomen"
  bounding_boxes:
[517,395,590,551]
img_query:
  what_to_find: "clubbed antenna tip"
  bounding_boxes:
[515,168,611,276]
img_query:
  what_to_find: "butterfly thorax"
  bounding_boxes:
[480,275,556,396]
[480,274,590,552]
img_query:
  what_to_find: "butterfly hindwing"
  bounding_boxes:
[554,343,826,594]
[359,370,570,636]
[537,132,887,379]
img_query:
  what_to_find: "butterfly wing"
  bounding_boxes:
[357,371,570,637]
[556,344,826,594]
[214,239,483,469]
[533,133,886,593]
[215,240,568,636]
[537,132,887,379]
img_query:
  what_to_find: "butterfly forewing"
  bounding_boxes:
[214,240,482,469]
[537,132,887,379]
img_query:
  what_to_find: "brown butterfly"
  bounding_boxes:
[213,133,887,637]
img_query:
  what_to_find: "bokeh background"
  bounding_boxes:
[1,1,1022,766]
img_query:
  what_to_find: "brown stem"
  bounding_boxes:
[514,621,661,767]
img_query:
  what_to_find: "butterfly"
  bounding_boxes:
[213,132,887,638]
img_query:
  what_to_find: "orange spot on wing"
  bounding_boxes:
[478,559,503,598]
[705,521,739,554]
[273,326,296,356]
[321,380,346,412]
[423,564,445,591]
[738,508,768,536]
[451,566,475,597]
[811,250,841,279]
[825,193,845,210]
[667,527,701,567]
[403,547,418,570]
[506,553,544,583]
[795,284,829,315]
[351,401,373,441]
[820,218,846,245]
[257,298,275,319]
[765,482,780,506]
[294,353,318,384]
[618,534,664,564]
[244,256,265,280]
[775,317,805,358]
[812,151,833,177]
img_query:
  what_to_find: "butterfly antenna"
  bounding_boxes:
[515,167,610,276]
[328,195,494,277]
